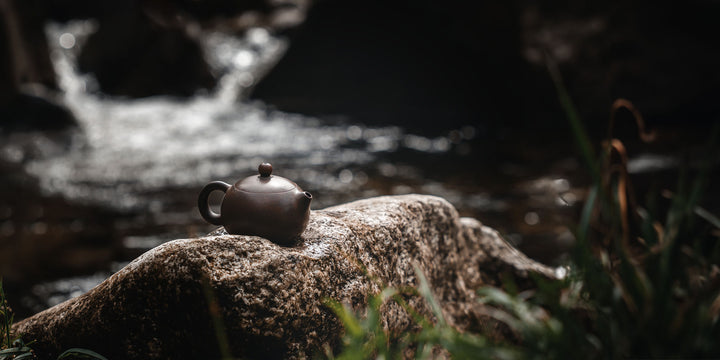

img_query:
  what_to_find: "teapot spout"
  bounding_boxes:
[298,190,313,209]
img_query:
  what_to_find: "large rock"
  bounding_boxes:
[13,194,557,359]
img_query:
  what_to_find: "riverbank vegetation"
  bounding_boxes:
[329,77,720,358]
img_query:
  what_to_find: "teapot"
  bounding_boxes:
[197,163,312,245]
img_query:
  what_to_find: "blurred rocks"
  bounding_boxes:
[0,0,57,92]
[14,194,556,359]
[251,0,536,135]
[0,93,76,132]
[139,0,311,31]
[0,0,76,131]
[76,3,217,98]
[251,0,720,135]
[2,0,311,102]
[521,0,720,131]
[41,0,310,31]
[52,0,309,98]
[6,0,717,132]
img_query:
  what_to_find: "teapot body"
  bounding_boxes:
[221,186,311,245]
[198,163,312,245]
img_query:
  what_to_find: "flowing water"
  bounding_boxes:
[4,20,682,318]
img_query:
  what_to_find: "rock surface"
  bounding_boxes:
[13,194,557,359]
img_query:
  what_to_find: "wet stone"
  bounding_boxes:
[13,194,557,359]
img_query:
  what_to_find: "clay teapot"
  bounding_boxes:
[198,163,312,245]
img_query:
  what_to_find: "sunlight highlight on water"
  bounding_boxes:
[17,21,472,212]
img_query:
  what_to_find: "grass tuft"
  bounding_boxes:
[1,278,18,351]
[327,67,720,358]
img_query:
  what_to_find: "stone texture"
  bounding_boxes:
[13,194,557,359]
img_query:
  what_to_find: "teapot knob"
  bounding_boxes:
[258,162,273,177]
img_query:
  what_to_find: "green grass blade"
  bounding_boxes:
[200,277,232,359]
[694,206,720,230]
[57,348,108,360]
[0,278,13,350]
[413,264,446,327]
[546,55,601,183]
[326,300,363,338]
[0,347,33,357]
[578,186,598,243]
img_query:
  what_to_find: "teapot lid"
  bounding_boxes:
[235,163,298,193]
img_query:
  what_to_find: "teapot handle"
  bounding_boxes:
[198,181,231,225]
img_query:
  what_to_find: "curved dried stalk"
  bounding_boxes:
[608,99,656,143]
[601,139,635,251]
[607,163,630,249]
